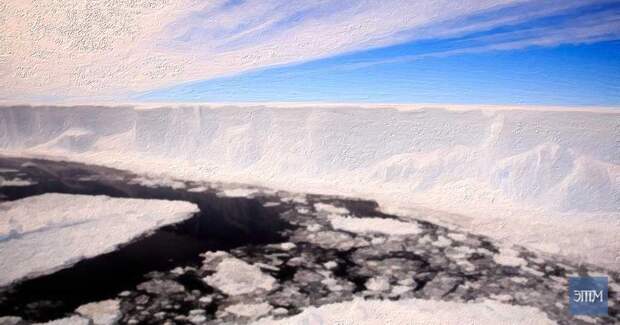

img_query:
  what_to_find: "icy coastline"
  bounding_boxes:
[2,104,616,213]
[0,103,618,268]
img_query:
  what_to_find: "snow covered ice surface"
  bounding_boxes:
[0,104,617,269]
[255,297,556,325]
[0,157,617,324]
[0,193,199,286]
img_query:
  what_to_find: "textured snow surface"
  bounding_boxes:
[0,193,198,286]
[256,297,556,324]
[0,104,618,267]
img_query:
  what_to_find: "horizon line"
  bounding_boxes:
[1,101,618,114]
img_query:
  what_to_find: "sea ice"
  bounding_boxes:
[255,297,556,324]
[203,257,276,295]
[188,186,208,192]
[129,176,186,189]
[218,188,259,197]
[75,300,121,325]
[494,247,528,267]
[224,303,273,320]
[365,276,391,292]
[328,215,422,236]
[279,242,296,251]
[0,193,198,286]
[33,315,90,325]
[0,176,36,187]
[314,203,349,215]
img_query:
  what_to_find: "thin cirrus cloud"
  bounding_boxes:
[331,1,620,71]
[0,0,618,101]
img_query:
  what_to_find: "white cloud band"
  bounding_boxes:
[0,0,616,100]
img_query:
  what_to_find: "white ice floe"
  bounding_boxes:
[0,193,198,286]
[328,215,422,236]
[75,300,121,325]
[256,298,556,325]
[323,261,338,269]
[188,186,208,192]
[493,247,528,267]
[365,276,391,292]
[224,303,273,320]
[203,258,276,295]
[0,104,618,269]
[129,176,186,190]
[433,235,453,248]
[201,251,232,271]
[0,316,24,325]
[391,285,412,296]
[279,242,296,251]
[314,203,349,215]
[309,231,357,251]
[188,315,207,324]
[0,176,36,187]
[321,277,344,292]
[218,188,259,198]
[33,315,90,325]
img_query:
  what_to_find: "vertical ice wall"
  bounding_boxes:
[0,104,618,213]
[0,105,135,152]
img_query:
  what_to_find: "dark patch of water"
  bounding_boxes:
[0,157,293,321]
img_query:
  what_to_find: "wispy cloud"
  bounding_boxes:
[1,0,618,100]
[333,2,620,71]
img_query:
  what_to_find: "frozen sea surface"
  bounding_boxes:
[0,193,198,287]
[0,157,618,324]
[255,297,556,324]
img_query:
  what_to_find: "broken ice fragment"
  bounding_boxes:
[365,276,391,292]
[203,258,276,295]
[75,300,121,325]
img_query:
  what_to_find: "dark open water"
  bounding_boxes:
[0,156,293,321]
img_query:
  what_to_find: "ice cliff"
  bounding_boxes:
[1,104,617,215]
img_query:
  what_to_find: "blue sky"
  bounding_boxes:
[140,41,620,106]
[3,0,620,105]
[138,1,620,106]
